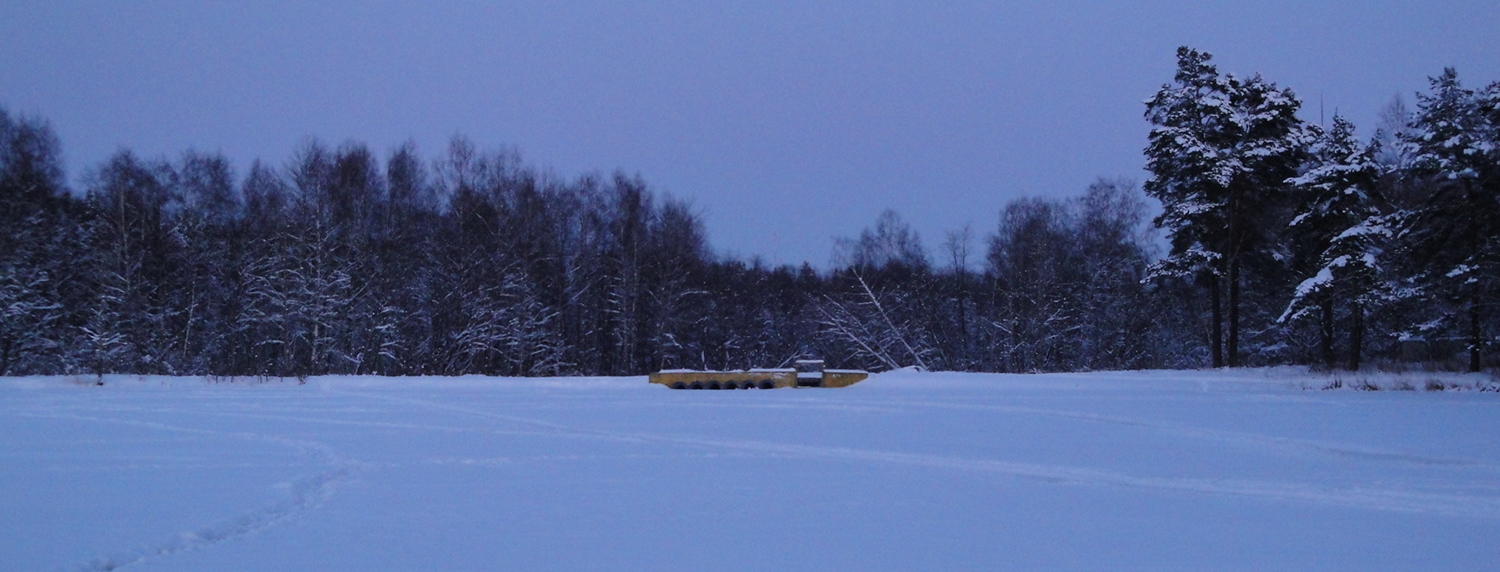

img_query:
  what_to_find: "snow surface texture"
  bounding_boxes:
[3,369,1498,571]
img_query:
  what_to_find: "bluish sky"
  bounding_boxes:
[3,1,1497,267]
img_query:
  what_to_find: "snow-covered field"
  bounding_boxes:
[2,369,1498,571]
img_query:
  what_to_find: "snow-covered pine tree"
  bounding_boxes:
[1397,69,1500,372]
[1144,47,1311,367]
[1281,116,1387,370]
[1218,72,1313,367]
[1145,47,1229,366]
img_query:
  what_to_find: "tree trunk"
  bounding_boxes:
[1227,258,1240,367]
[1465,178,1482,374]
[1209,272,1223,368]
[1470,294,1482,373]
[1320,297,1334,370]
[955,272,969,369]
[1347,301,1363,372]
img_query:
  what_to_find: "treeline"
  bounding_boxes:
[1,47,1496,377]
[1144,48,1498,373]
[0,123,1189,376]
[0,118,1184,377]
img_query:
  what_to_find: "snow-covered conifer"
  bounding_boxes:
[1396,69,1500,371]
[1281,116,1387,369]
[1144,47,1312,367]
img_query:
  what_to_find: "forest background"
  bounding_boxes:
[2,49,1497,378]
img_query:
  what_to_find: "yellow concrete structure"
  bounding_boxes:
[648,360,869,390]
[819,370,871,388]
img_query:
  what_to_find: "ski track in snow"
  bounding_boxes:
[344,390,1500,520]
[78,466,349,572]
[13,410,360,572]
[17,394,728,571]
[659,435,1500,520]
[821,397,1495,469]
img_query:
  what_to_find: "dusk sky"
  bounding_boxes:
[3,1,1497,267]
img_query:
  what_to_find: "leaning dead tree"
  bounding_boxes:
[815,273,931,371]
